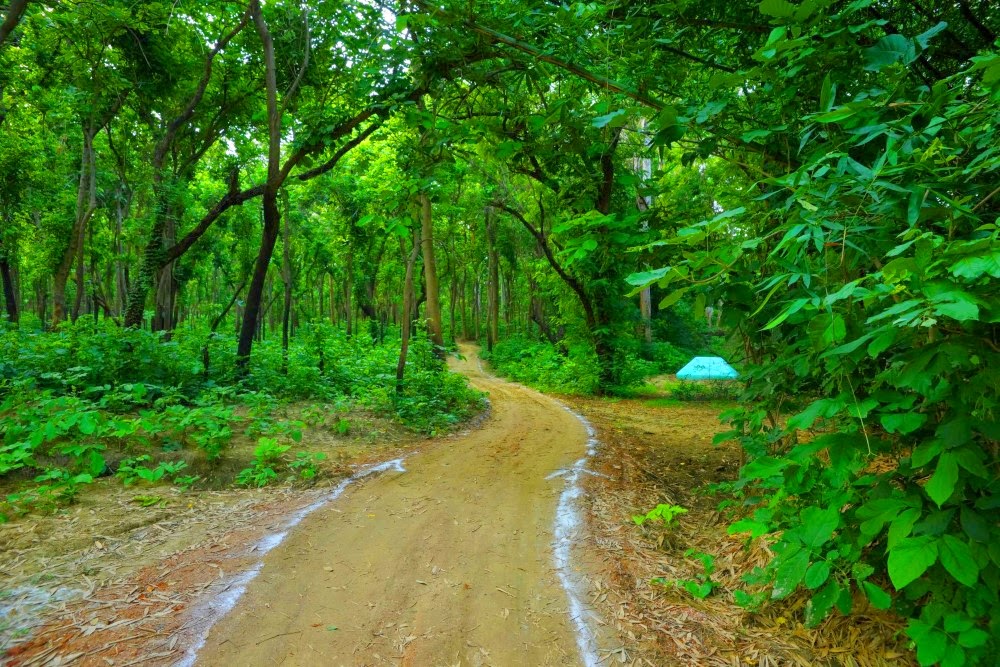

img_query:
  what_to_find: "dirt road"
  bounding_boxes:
[193,346,597,666]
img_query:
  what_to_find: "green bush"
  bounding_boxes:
[1,322,484,516]
[483,337,601,394]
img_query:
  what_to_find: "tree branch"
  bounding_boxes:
[410,0,665,111]
[153,10,250,171]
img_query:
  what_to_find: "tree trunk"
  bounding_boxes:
[281,208,293,374]
[0,254,18,324]
[318,267,325,323]
[418,192,444,353]
[237,0,282,374]
[396,228,420,393]
[640,288,652,343]
[632,120,654,343]
[53,128,98,327]
[486,209,499,351]
[344,248,353,337]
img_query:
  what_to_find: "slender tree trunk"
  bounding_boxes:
[448,280,456,344]
[485,209,499,351]
[318,267,325,323]
[640,288,653,343]
[635,122,654,344]
[396,228,420,393]
[281,206,293,374]
[473,274,481,340]
[459,270,470,340]
[53,127,98,326]
[113,189,130,315]
[344,248,353,337]
[418,192,444,353]
[329,273,337,324]
[203,275,248,375]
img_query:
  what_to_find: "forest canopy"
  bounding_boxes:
[1,1,998,665]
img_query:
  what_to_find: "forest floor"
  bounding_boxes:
[1,348,912,667]
[563,391,913,667]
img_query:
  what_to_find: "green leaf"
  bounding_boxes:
[888,536,938,589]
[950,250,1000,279]
[804,580,839,626]
[881,412,927,434]
[787,397,843,430]
[957,628,989,649]
[938,535,979,587]
[772,548,809,599]
[804,561,831,589]
[863,35,917,71]
[887,508,921,550]
[657,288,687,310]
[867,329,897,358]
[762,298,809,330]
[814,107,856,123]
[819,73,835,112]
[911,439,943,468]
[593,110,626,129]
[625,267,669,286]
[795,506,839,548]
[908,620,948,666]
[925,452,959,506]
[79,413,97,435]
[862,581,892,610]
[915,21,948,50]
[758,0,795,18]
[933,300,979,322]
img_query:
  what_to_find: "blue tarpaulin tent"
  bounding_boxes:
[676,356,739,380]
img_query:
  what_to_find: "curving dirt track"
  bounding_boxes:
[193,346,595,666]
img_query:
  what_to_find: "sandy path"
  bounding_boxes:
[194,346,591,666]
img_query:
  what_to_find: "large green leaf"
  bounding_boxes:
[881,412,926,434]
[863,35,917,71]
[758,0,795,18]
[772,547,810,599]
[794,506,840,548]
[925,452,959,506]
[625,267,669,286]
[804,561,831,589]
[938,535,979,587]
[862,581,892,610]
[888,536,938,589]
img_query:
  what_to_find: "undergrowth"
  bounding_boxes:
[0,320,483,520]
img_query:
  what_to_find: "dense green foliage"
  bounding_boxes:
[1,0,997,663]
[0,322,482,519]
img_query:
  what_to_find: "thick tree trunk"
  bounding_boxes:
[0,255,18,324]
[485,210,499,351]
[418,192,445,353]
[237,0,282,374]
[396,229,420,393]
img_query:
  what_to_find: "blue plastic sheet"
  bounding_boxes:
[675,356,739,380]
